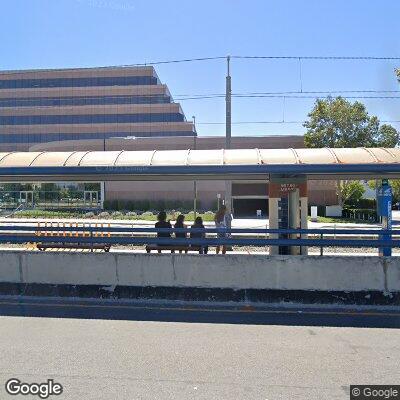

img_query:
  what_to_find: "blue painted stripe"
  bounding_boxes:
[0,225,398,236]
[1,234,399,248]
[1,163,400,176]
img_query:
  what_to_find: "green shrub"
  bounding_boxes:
[13,209,78,218]
[111,211,123,218]
[347,198,376,209]
[141,211,154,217]
[342,207,377,221]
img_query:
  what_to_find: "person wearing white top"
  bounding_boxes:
[214,205,228,254]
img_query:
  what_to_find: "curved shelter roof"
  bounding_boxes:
[0,148,400,181]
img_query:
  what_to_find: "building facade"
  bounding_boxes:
[0,66,195,151]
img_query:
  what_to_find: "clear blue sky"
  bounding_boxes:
[1,0,399,137]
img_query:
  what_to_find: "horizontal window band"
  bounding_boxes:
[0,95,171,107]
[0,113,185,125]
[0,76,159,89]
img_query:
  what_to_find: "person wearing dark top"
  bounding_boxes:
[190,216,208,254]
[155,211,172,245]
[174,214,187,239]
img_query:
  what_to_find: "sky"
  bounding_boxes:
[1,0,399,137]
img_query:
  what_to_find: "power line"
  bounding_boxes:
[233,95,400,99]
[124,56,226,66]
[176,93,400,101]
[109,55,400,67]
[175,90,400,98]
[90,54,400,69]
[197,120,400,125]
[232,55,400,60]
[176,95,225,100]
[234,90,400,95]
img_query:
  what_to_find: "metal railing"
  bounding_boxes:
[0,223,398,254]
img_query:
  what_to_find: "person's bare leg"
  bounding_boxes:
[216,246,220,254]
[222,246,226,254]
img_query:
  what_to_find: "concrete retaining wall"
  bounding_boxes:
[0,251,399,293]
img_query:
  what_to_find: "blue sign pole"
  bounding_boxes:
[377,179,392,256]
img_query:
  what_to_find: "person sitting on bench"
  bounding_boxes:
[174,214,187,239]
[190,216,208,254]
[155,211,172,245]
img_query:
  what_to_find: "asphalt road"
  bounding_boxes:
[0,298,399,399]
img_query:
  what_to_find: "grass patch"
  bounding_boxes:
[311,216,376,224]
[13,209,83,219]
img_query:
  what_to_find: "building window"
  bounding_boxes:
[0,112,185,125]
[0,76,158,89]
[0,95,171,107]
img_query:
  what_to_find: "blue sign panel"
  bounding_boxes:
[377,185,392,217]
[378,183,392,256]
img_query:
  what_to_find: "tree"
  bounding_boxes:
[338,180,365,207]
[304,97,399,208]
[376,124,399,148]
[304,97,399,148]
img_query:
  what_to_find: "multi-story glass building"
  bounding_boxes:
[0,65,196,209]
[0,66,195,151]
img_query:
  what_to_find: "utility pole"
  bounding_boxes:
[225,55,232,149]
[192,116,197,218]
[225,56,232,217]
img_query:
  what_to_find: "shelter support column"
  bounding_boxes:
[268,175,308,255]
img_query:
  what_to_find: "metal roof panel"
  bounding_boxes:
[0,152,43,166]
[63,152,90,166]
[294,148,337,164]
[259,149,297,164]
[151,150,189,166]
[79,151,122,166]
[223,149,260,165]
[30,152,76,166]
[187,149,223,165]
[115,151,155,166]
[332,148,376,164]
